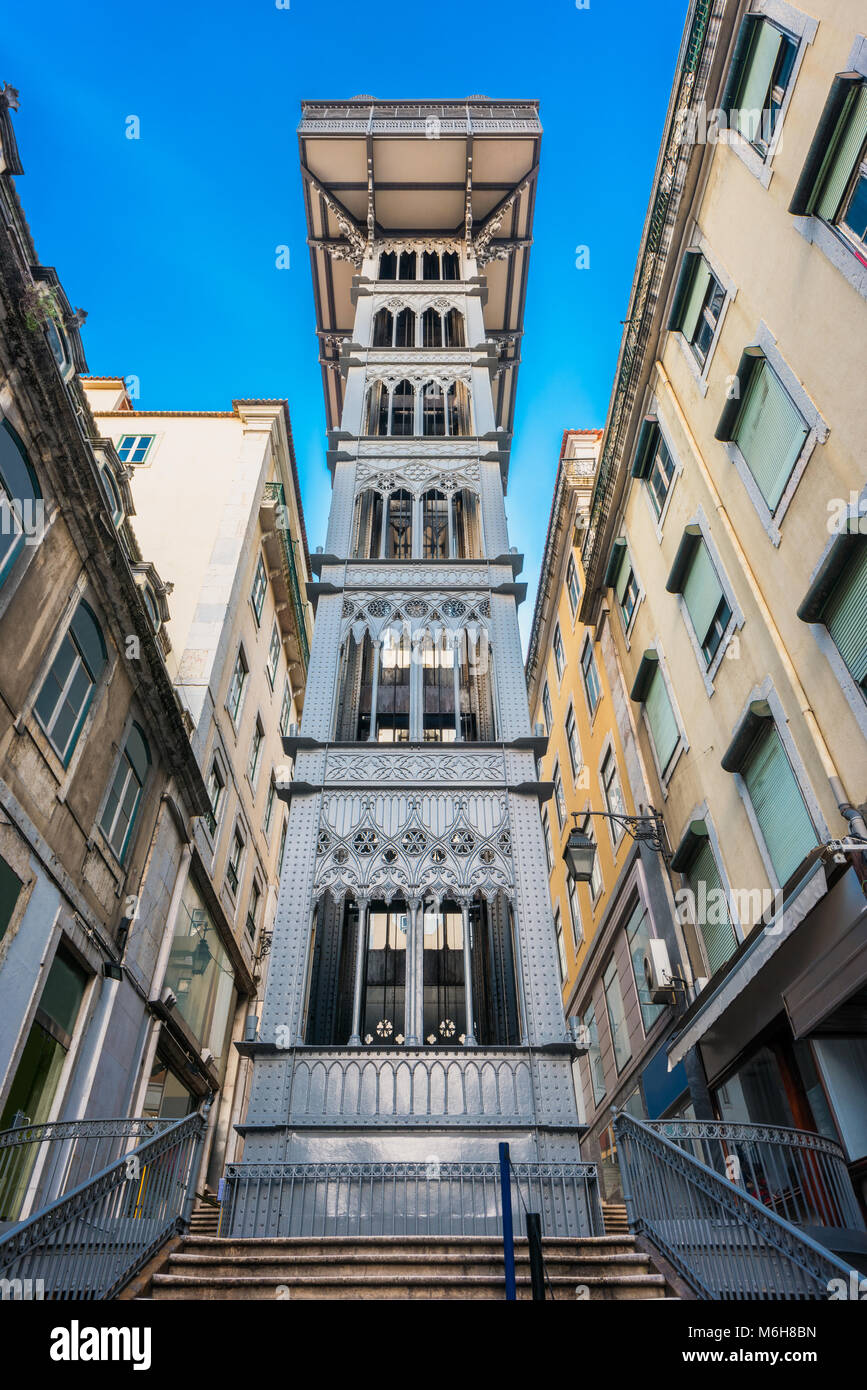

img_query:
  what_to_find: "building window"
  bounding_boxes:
[625,900,664,1034]
[263,775,276,836]
[116,434,154,464]
[791,77,867,263]
[600,749,626,834]
[583,1002,606,1104]
[277,818,288,875]
[251,554,267,625]
[422,381,446,436]
[372,307,393,346]
[205,758,225,836]
[226,825,246,897]
[0,855,23,945]
[554,906,566,982]
[542,808,553,876]
[0,419,43,588]
[603,960,631,1073]
[100,723,151,862]
[227,647,248,725]
[566,705,582,781]
[632,419,676,521]
[669,252,725,367]
[99,464,124,525]
[566,555,581,616]
[422,490,449,560]
[581,815,603,901]
[379,251,396,280]
[634,657,680,779]
[246,880,262,942]
[553,625,565,680]
[248,716,264,787]
[541,682,553,735]
[581,641,601,716]
[816,546,867,695]
[741,723,818,887]
[279,679,293,735]
[723,16,798,157]
[267,621,282,688]
[34,601,108,764]
[554,766,567,829]
[567,876,583,947]
[726,357,809,515]
[683,833,738,976]
[670,533,732,668]
[612,546,640,631]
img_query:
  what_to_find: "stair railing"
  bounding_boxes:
[0,1107,209,1299]
[613,1110,859,1299]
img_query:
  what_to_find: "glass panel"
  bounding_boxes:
[422,902,465,1044]
[603,961,631,1071]
[362,905,407,1043]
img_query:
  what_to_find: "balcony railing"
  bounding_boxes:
[223,1158,602,1240]
[263,481,309,672]
[613,1112,861,1300]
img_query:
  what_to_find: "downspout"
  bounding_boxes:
[655,360,867,846]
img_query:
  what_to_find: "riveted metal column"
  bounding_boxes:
[460,898,478,1046]
[348,896,370,1046]
[368,640,381,742]
[379,491,388,558]
[404,897,423,1046]
[410,634,424,741]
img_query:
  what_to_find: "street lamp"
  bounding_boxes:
[562,809,671,885]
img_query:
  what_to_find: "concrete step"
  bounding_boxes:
[150,1270,670,1301]
[164,1249,654,1280]
[175,1234,637,1258]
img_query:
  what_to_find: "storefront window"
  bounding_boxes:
[812,1038,867,1162]
[143,1058,197,1120]
[713,1046,796,1128]
[164,881,236,1077]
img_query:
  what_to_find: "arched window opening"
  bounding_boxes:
[99,465,124,525]
[391,379,415,436]
[395,307,415,347]
[372,308,393,347]
[441,251,460,281]
[377,627,411,742]
[422,251,440,280]
[421,631,457,742]
[398,250,416,280]
[422,381,446,436]
[379,251,396,280]
[453,489,481,559]
[364,381,389,437]
[422,308,443,348]
[447,381,471,437]
[443,308,465,347]
[457,628,496,741]
[422,490,449,560]
[386,490,412,560]
[353,490,384,558]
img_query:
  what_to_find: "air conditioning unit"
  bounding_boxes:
[643,939,676,1005]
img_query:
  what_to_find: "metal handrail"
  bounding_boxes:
[613,1111,859,1300]
[639,1118,865,1233]
[0,1116,180,1223]
[263,481,310,670]
[0,1108,208,1299]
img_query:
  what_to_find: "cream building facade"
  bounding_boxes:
[581,0,867,1208]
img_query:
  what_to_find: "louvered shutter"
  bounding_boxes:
[735,21,783,143]
[688,839,738,975]
[735,363,808,511]
[682,541,723,646]
[816,85,867,220]
[644,668,679,774]
[824,548,867,685]
[743,727,817,885]
[681,258,711,343]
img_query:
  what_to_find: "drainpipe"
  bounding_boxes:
[655,363,867,847]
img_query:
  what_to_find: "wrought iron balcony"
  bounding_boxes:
[262,480,310,672]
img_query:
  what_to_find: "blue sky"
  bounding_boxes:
[6,0,686,647]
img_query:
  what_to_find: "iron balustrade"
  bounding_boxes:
[613,1111,859,1300]
[0,1109,208,1299]
[641,1118,865,1235]
[263,481,310,671]
[0,1116,179,1225]
[223,1159,603,1240]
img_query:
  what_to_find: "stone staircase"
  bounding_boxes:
[188,1193,222,1238]
[601,1201,630,1236]
[145,1234,676,1300]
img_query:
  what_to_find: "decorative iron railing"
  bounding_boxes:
[0,1116,179,1225]
[223,1159,603,1241]
[613,1111,859,1300]
[263,481,309,671]
[0,1110,207,1299]
[642,1119,865,1235]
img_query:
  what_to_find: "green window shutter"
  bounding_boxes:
[823,548,867,685]
[614,547,632,603]
[688,840,738,975]
[680,258,711,343]
[816,85,867,220]
[735,362,808,511]
[735,21,783,142]
[644,668,679,773]
[682,541,723,646]
[743,727,817,886]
